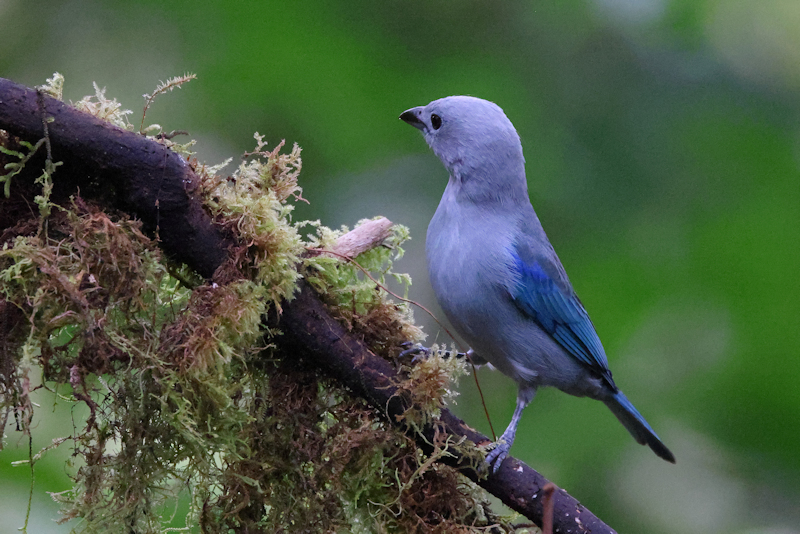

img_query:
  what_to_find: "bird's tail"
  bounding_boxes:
[604,390,675,463]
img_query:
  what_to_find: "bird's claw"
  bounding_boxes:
[399,342,468,363]
[483,439,511,473]
[399,342,432,361]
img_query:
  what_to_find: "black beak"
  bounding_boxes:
[399,107,425,130]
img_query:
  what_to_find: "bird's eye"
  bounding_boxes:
[430,114,442,130]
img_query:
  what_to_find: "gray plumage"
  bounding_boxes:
[400,96,674,471]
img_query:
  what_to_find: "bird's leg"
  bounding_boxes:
[485,387,535,472]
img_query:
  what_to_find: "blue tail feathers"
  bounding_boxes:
[605,390,675,463]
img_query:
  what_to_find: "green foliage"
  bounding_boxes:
[0,76,510,533]
[199,132,305,308]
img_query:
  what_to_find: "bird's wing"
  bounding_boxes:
[509,233,614,384]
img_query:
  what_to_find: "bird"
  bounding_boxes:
[399,95,675,472]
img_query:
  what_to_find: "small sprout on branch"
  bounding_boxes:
[140,73,197,133]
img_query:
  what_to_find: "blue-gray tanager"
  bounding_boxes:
[400,96,675,471]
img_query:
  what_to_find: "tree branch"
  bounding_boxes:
[0,77,615,534]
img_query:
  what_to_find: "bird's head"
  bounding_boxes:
[400,96,526,193]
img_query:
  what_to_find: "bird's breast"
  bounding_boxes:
[426,198,518,344]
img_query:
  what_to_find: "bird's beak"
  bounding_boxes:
[399,107,425,131]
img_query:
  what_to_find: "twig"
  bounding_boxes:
[542,482,556,534]
[325,217,394,258]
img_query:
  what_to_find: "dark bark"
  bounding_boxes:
[0,77,616,534]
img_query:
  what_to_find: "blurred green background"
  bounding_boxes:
[1,0,799,532]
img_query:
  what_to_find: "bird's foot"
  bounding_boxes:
[399,342,465,362]
[483,439,511,473]
[399,342,431,361]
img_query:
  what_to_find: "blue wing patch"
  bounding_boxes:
[510,252,613,383]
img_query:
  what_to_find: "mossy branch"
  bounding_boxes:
[0,77,228,277]
[0,76,616,534]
